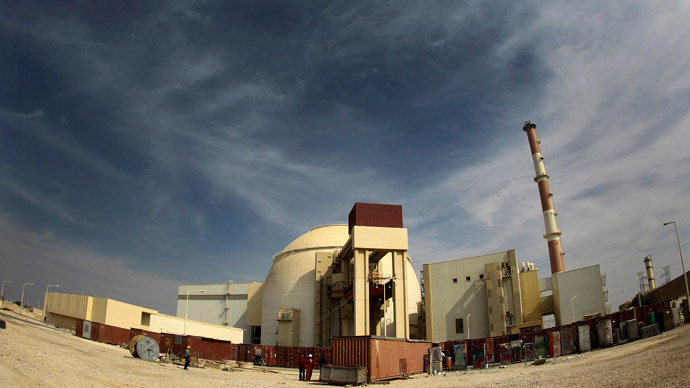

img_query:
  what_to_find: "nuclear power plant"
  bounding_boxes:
[34,120,686,383]
[176,121,607,343]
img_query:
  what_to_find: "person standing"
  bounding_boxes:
[298,354,306,381]
[318,354,327,368]
[305,354,314,381]
[184,345,191,370]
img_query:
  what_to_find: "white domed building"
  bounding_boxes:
[261,222,422,347]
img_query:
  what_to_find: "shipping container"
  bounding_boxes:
[129,328,161,345]
[626,319,639,340]
[332,336,431,382]
[453,344,466,370]
[238,344,254,362]
[90,323,130,345]
[548,331,561,358]
[485,337,495,364]
[472,343,485,368]
[560,327,575,355]
[75,319,85,338]
[577,325,591,352]
[534,336,548,359]
[613,327,620,345]
[186,336,233,361]
[159,333,187,358]
[229,343,239,361]
[499,343,511,365]
[520,331,535,344]
[348,203,403,233]
[596,320,613,347]
[524,343,535,361]
[510,340,522,362]
[640,324,659,338]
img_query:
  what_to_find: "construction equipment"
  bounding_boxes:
[128,335,160,361]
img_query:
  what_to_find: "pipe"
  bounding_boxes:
[523,121,564,274]
[644,255,655,290]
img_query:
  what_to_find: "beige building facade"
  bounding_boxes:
[45,292,243,343]
[423,250,545,342]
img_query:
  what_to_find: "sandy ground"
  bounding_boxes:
[1,309,689,388]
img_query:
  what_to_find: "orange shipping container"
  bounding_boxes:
[332,336,431,382]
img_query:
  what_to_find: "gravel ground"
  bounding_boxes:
[1,309,689,387]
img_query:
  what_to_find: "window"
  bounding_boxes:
[489,306,493,314]
[487,289,492,297]
[453,278,457,283]
[251,326,261,345]
[466,276,471,281]
[141,312,151,326]
[455,318,464,333]
[479,274,484,279]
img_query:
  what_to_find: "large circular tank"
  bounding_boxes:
[260,224,422,347]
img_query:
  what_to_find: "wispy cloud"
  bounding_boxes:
[1,1,689,313]
[404,2,690,308]
[0,215,179,313]
[0,168,84,225]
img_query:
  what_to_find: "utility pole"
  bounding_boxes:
[663,221,690,310]
[636,272,646,307]
[662,266,671,285]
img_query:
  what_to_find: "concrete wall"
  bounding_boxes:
[45,292,89,321]
[553,264,606,325]
[151,314,243,343]
[101,298,157,331]
[352,226,408,251]
[246,283,264,326]
[177,282,261,344]
[48,312,80,330]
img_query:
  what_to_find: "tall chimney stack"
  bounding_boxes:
[522,121,564,274]
[644,255,656,290]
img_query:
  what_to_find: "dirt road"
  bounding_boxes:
[1,310,688,387]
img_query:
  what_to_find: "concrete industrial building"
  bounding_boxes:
[182,203,423,348]
[552,265,607,325]
[176,282,263,344]
[317,203,422,345]
[45,292,243,343]
[423,250,607,342]
[423,250,543,342]
[263,204,422,347]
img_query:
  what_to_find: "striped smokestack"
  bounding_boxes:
[522,121,565,274]
[644,255,655,290]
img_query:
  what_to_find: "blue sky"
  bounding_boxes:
[1,1,689,315]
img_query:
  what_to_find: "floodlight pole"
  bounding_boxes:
[664,222,690,309]
[1,280,11,302]
[571,295,578,323]
[43,284,59,322]
[184,289,205,335]
[20,282,34,309]
[467,313,472,339]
